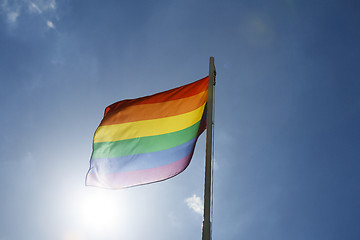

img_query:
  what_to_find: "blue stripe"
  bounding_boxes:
[91,137,197,174]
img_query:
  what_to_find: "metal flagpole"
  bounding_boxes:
[202,57,215,240]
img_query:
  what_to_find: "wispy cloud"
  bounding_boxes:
[1,0,57,27]
[29,0,56,14]
[185,194,203,215]
[48,0,56,10]
[29,1,42,14]
[46,20,55,29]
[7,11,19,23]
[1,0,20,24]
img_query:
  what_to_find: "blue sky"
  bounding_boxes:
[1,0,360,239]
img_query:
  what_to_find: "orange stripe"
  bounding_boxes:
[100,90,208,126]
[103,76,208,117]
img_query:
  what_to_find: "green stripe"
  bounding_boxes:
[92,121,200,159]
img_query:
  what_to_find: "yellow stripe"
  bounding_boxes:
[94,103,205,143]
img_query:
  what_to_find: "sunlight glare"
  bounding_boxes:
[71,189,123,237]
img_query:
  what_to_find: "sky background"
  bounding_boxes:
[1,0,360,239]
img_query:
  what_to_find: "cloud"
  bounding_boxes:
[48,0,56,10]
[185,194,203,215]
[1,0,57,26]
[213,158,219,171]
[29,0,56,14]
[1,0,20,24]
[7,11,19,22]
[29,1,42,14]
[46,19,55,29]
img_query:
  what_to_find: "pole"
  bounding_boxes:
[202,57,215,240]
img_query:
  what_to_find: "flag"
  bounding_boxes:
[86,76,209,189]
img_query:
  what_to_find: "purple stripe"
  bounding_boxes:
[86,151,194,189]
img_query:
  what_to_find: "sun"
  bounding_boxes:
[80,192,118,229]
[69,189,124,238]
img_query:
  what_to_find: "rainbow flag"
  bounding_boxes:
[86,76,209,189]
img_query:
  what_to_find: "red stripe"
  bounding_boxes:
[100,90,207,126]
[103,76,209,117]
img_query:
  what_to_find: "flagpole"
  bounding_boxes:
[202,57,215,240]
